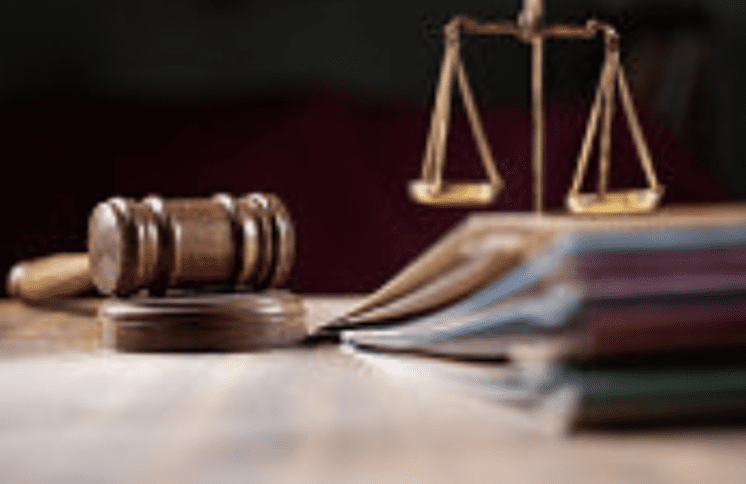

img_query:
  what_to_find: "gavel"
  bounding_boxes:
[8,193,296,302]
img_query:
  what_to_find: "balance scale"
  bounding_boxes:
[409,0,664,215]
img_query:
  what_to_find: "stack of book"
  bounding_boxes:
[331,206,746,429]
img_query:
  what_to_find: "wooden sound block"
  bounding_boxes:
[101,291,307,352]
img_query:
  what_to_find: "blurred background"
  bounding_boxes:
[0,0,740,294]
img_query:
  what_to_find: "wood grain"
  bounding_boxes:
[0,297,745,483]
[6,253,93,303]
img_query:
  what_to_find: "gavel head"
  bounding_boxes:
[88,193,295,296]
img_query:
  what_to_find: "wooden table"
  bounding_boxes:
[1,297,745,484]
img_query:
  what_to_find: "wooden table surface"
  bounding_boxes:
[1,296,745,484]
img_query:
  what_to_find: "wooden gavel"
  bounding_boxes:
[7,193,296,302]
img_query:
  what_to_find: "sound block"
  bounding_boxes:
[100,291,307,352]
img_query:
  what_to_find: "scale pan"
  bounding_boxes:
[566,188,663,215]
[408,180,499,206]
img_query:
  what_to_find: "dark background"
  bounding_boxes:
[0,0,740,293]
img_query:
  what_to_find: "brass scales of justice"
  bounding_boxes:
[409,0,665,215]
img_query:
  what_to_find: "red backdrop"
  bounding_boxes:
[0,90,729,294]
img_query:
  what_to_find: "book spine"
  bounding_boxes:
[578,247,746,298]
[576,294,746,358]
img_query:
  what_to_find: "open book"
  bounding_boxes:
[342,221,746,360]
[330,204,746,329]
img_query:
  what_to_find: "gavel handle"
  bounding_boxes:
[7,253,94,303]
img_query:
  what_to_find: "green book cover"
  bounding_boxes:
[565,362,746,425]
